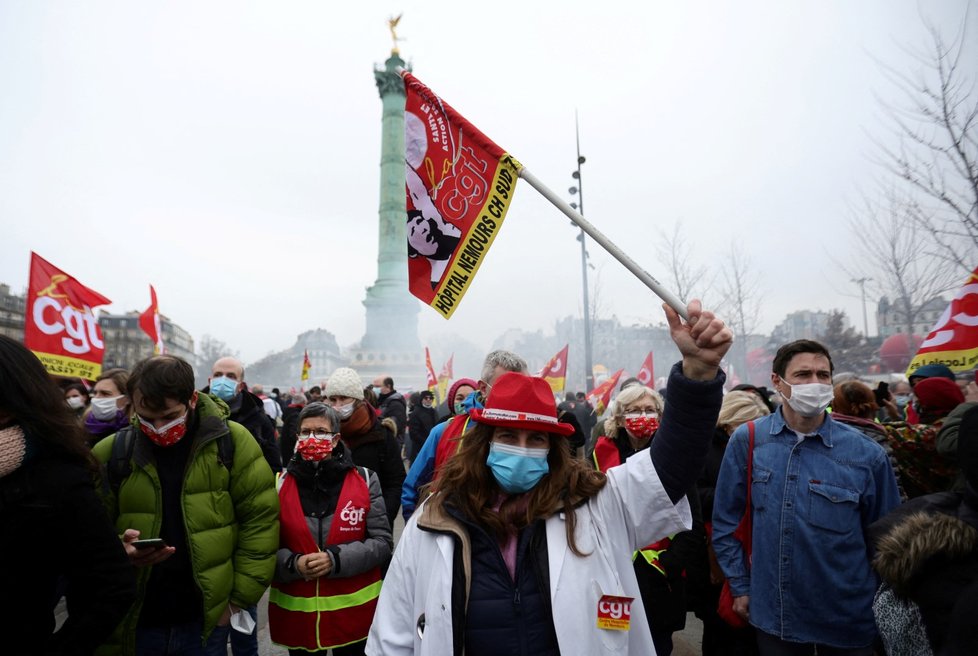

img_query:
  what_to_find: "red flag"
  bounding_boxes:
[636,351,654,387]
[586,368,624,415]
[138,285,165,355]
[424,347,438,394]
[907,266,978,375]
[301,350,311,382]
[25,252,112,379]
[539,345,569,393]
[437,354,454,402]
[402,71,523,318]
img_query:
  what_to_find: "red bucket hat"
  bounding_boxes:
[469,372,575,436]
[914,377,964,415]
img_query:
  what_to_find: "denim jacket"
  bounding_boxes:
[712,409,901,647]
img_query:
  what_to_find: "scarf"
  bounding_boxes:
[0,424,28,479]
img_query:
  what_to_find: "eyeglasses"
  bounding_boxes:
[623,408,658,416]
[298,430,338,440]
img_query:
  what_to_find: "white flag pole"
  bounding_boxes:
[518,168,689,322]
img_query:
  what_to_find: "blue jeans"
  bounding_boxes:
[136,620,231,656]
[229,604,259,656]
[755,631,874,656]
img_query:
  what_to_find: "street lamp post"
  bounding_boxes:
[568,117,594,393]
[851,277,872,338]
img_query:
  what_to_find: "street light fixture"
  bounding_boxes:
[568,118,594,393]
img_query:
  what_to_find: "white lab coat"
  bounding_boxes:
[365,449,691,655]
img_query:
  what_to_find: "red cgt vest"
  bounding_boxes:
[592,435,672,576]
[269,468,382,651]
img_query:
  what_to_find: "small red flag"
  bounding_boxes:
[402,71,523,318]
[437,354,454,401]
[586,369,625,415]
[636,351,654,387]
[24,252,111,379]
[424,347,439,396]
[907,266,978,375]
[539,344,570,393]
[138,285,165,355]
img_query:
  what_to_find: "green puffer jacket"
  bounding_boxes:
[92,393,280,655]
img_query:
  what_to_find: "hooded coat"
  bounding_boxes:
[92,393,280,655]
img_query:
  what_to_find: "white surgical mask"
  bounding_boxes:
[334,401,355,420]
[66,396,85,410]
[779,379,833,418]
[91,396,123,420]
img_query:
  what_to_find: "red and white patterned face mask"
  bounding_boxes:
[624,413,659,440]
[296,433,338,462]
[138,414,188,447]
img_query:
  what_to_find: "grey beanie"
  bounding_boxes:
[326,367,364,400]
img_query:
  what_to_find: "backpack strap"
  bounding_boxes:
[107,426,136,497]
[216,431,234,469]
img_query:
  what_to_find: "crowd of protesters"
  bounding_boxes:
[2,297,977,656]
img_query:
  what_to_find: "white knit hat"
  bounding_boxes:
[326,367,364,400]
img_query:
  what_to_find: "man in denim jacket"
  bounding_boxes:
[713,340,901,655]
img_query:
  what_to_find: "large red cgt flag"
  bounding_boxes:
[402,71,523,318]
[586,368,624,415]
[636,351,654,387]
[906,266,978,375]
[138,285,165,355]
[25,252,112,379]
[539,344,569,393]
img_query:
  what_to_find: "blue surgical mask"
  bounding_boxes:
[486,441,550,494]
[372,386,382,396]
[210,376,238,402]
[894,394,910,408]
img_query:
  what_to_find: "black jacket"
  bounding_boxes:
[279,404,304,464]
[377,391,407,440]
[341,410,406,527]
[226,391,282,473]
[870,489,978,656]
[0,445,137,655]
[408,405,439,461]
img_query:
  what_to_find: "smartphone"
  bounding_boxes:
[874,381,890,405]
[132,538,166,550]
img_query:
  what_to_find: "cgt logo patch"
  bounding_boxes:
[596,594,634,631]
[338,500,365,530]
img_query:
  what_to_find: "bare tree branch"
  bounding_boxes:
[873,18,978,272]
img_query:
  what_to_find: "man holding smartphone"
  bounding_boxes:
[93,355,280,656]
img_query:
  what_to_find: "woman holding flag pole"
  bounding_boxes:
[366,299,732,656]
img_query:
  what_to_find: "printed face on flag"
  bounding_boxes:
[402,72,522,318]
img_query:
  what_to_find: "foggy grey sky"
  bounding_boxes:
[0,1,973,365]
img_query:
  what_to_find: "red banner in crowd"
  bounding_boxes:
[402,71,523,318]
[540,344,569,393]
[138,285,165,354]
[636,351,654,387]
[437,353,454,402]
[424,347,438,394]
[301,350,311,382]
[25,252,112,379]
[586,368,624,415]
[907,266,978,375]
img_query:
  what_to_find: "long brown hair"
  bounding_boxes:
[428,423,607,556]
[0,335,95,470]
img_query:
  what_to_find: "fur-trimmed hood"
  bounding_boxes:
[874,511,978,595]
